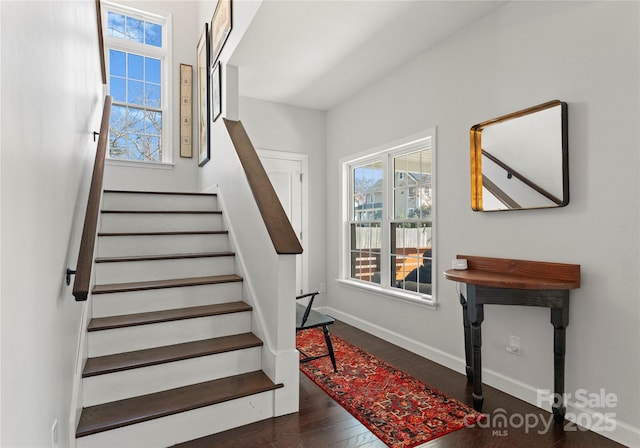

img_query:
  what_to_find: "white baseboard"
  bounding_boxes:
[321,306,465,374]
[322,306,640,448]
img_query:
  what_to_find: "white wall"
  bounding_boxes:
[197,0,261,193]
[103,0,202,192]
[0,1,104,446]
[325,1,639,445]
[238,97,327,296]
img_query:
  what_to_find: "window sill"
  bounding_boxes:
[106,158,175,170]
[336,278,438,310]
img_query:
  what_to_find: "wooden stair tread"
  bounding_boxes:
[98,230,228,237]
[104,190,217,197]
[88,302,251,331]
[83,333,262,377]
[76,371,283,438]
[95,251,234,263]
[92,274,242,294]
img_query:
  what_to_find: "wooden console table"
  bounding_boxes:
[444,255,580,423]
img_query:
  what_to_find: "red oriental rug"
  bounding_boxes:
[297,328,484,448]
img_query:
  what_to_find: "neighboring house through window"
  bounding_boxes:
[102,1,171,163]
[341,130,435,306]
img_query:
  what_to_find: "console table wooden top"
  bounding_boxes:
[443,255,580,290]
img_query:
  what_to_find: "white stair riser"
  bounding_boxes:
[102,193,218,211]
[92,282,243,318]
[95,256,235,284]
[83,347,262,406]
[100,213,223,233]
[76,390,276,448]
[88,312,251,357]
[97,233,229,257]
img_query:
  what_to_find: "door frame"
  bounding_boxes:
[257,148,309,295]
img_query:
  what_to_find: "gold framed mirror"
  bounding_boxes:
[470,100,568,211]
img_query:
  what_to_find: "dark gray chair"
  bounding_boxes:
[295,292,337,372]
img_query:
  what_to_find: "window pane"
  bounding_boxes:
[145,57,161,83]
[392,222,432,293]
[351,223,381,250]
[395,155,408,187]
[125,16,144,43]
[130,133,161,162]
[394,150,432,220]
[109,105,128,158]
[109,50,126,77]
[107,12,125,38]
[128,108,145,133]
[148,137,161,160]
[145,83,161,108]
[129,134,145,160]
[109,77,126,103]
[145,111,162,135]
[414,184,432,218]
[353,161,383,221]
[394,187,409,219]
[128,53,144,80]
[127,80,145,105]
[145,22,162,47]
[350,223,381,283]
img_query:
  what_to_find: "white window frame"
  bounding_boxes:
[102,1,173,166]
[338,128,437,309]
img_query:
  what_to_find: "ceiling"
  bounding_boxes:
[229,0,508,111]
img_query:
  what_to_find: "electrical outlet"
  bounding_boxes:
[51,419,58,448]
[319,282,326,293]
[506,335,521,355]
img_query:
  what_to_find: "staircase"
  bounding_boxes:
[75,190,283,448]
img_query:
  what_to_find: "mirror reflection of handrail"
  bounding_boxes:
[482,149,562,205]
[72,95,112,301]
[481,175,520,209]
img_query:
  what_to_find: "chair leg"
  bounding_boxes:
[322,325,337,372]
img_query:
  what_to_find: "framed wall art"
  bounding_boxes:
[179,63,193,158]
[210,0,232,64]
[211,61,221,122]
[196,23,210,167]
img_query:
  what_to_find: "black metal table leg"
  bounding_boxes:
[551,302,569,423]
[466,285,485,412]
[460,292,473,383]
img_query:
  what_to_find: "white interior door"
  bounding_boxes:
[259,151,307,295]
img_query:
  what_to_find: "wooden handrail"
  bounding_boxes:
[73,95,113,301]
[95,0,106,85]
[223,119,303,255]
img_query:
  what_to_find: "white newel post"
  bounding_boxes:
[272,254,300,416]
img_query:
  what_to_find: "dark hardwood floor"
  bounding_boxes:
[178,320,625,447]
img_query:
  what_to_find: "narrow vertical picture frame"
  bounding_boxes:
[179,63,193,158]
[196,23,210,167]
[210,0,232,64]
[211,61,222,122]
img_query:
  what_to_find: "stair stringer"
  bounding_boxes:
[213,185,300,417]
